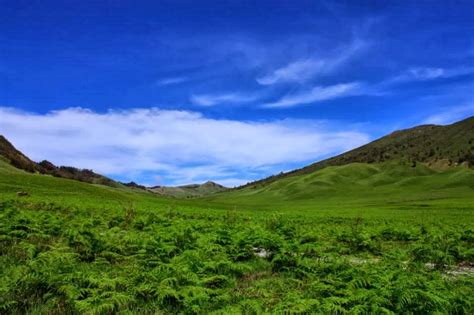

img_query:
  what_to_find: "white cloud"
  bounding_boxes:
[156,77,189,86]
[423,103,474,125]
[407,67,445,80]
[190,93,255,106]
[390,66,474,83]
[256,39,366,85]
[257,59,327,85]
[263,82,363,108]
[0,107,370,186]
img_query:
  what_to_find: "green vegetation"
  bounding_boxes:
[2,198,473,314]
[0,118,473,313]
[206,161,474,213]
[0,159,170,211]
[1,158,473,314]
[150,181,228,198]
[241,116,474,189]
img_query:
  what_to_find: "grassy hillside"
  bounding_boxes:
[3,156,473,216]
[241,116,474,189]
[0,136,40,173]
[204,161,474,214]
[0,159,172,211]
[150,181,228,198]
[0,135,120,188]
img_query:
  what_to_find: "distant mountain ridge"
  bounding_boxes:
[149,181,228,198]
[239,116,474,189]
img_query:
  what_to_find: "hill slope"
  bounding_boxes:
[207,161,474,210]
[240,116,474,189]
[0,135,120,187]
[206,117,474,209]
[149,181,228,197]
[0,135,227,196]
[0,135,41,173]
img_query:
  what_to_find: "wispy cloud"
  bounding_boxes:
[190,93,256,106]
[156,76,189,86]
[423,103,474,125]
[256,39,367,85]
[389,66,474,84]
[263,82,364,108]
[257,59,328,85]
[0,107,369,186]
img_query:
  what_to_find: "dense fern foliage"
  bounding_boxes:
[1,200,472,314]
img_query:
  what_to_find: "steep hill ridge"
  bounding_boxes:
[240,116,474,189]
[0,135,119,187]
[0,135,40,173]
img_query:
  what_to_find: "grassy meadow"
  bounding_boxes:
[1,159,473,314]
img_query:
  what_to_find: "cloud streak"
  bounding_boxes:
[0,107,369,186]
[389,66,474,84]
[256,39,367,85]
[257,59,328,85]
[156,77,189,86]
[190,93,256,106]
[263,82,364,108]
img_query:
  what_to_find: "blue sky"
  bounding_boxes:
[1,0,473,186]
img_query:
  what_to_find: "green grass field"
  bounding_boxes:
[1,159,473,314]
[206,161,474,213]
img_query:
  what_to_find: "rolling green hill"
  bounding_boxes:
[202,117,474,211]
[206,160,474,212]
[240,116,474,189]
[0,158,170,210]
[149,181,228,198]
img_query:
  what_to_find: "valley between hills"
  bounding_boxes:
[0,117,473,313]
